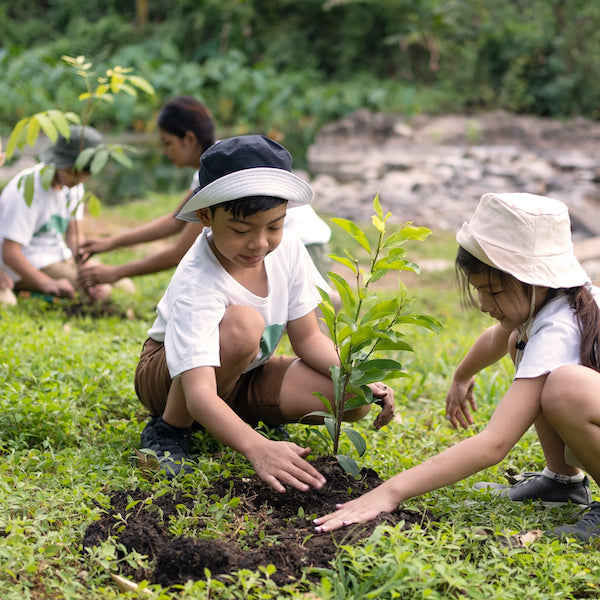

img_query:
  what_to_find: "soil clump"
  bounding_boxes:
[82,457,434,588]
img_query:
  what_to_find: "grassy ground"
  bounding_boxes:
[1,193,599,599]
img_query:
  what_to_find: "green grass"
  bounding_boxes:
[1,194,599,599]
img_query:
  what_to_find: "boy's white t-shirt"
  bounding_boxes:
[515,286,600,379]
[0,163,85,281]
[148,228,322,378]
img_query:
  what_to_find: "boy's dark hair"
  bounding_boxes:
[209,195,287,218]
[157,96,216,153]
[456,246,600,371]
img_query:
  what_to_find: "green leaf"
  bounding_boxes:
[26,118,40,147]
[324,417,336,442]
[47,109,75,138]
[303,409,333,421]
[308,427,331,446]
[89,148,109,174]
[86,193,101,218]
[128,75,156,96]
[360,298,400,324]
[336,454,360,478]
[374,339,414,352]
[312,391,333,415]
[382,224,431,248]
[34,113,58,142]
[108,148,133,169]
[40,165,55,190]
[342,428,367,457]
[373,193,384,219]
[74,147,96,172]
[6,117,29,157]
[331,217,371,253]
[24,173,35,207]
[330,254,358,274]
[329,272,356,315]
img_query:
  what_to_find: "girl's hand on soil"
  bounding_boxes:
[246,439,326,493]
[313,485,398,532]
[369,382,394,429]
[445,376,477,429]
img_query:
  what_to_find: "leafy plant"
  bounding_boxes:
[4,54,155,209]
[307,195,440,476]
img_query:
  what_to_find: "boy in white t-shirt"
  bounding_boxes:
[135,135,394,491]
[0,125,132,302]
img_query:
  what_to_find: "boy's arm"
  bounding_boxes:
[1,239,75,298]
[174,367,326,493]
[445,323,512,429]
[286,310,339,376]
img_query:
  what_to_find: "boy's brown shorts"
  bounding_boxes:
[134,338,295,426]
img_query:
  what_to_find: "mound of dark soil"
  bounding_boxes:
[82,457,434,588]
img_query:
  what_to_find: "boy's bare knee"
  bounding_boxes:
[343,404,371,422]
[220,305,265,361]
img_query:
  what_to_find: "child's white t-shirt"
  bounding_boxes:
[148,228,322,378]
[515,286,600,379]
[0,163,85,281]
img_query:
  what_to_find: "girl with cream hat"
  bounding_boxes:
[315,192,600,542]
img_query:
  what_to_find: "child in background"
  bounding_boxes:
[315,192,600,542]
[78,96,215,286]
[135,135,394,491]
[0,125,129,302]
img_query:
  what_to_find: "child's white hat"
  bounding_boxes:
[176,135,313,222]
[456,192,589,288]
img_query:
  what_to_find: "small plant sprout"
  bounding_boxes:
[5,54,155,209]
[307,195,440,476]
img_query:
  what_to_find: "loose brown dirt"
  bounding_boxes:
[82,456,434,588]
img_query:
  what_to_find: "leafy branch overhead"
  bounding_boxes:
[5,55,155,209]
[308,195,441,477]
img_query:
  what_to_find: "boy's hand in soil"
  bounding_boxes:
[42,277,75,299]
[445,375,477,429]
[313,482,398,532]
[245,438,326,493]
[369,382,395,429]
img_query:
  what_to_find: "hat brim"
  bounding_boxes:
[176,167,314,223]
[457,222,589,288]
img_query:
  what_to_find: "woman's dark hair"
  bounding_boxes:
[157,96,216,153]
[456,246,600,371]
[210,196,287,219]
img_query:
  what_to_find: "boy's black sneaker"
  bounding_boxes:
[549,502,600,542]
[140,417,195,478]
[473,472,591,507]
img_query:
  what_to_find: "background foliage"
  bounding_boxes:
[1,0,599,164]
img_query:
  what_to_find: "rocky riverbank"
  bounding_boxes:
[306,109,600,236]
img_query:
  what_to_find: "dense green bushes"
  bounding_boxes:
[1,0,599,190]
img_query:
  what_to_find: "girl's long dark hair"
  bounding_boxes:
[456,246,600,371]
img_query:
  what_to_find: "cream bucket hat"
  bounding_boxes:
[456,192,589,288]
